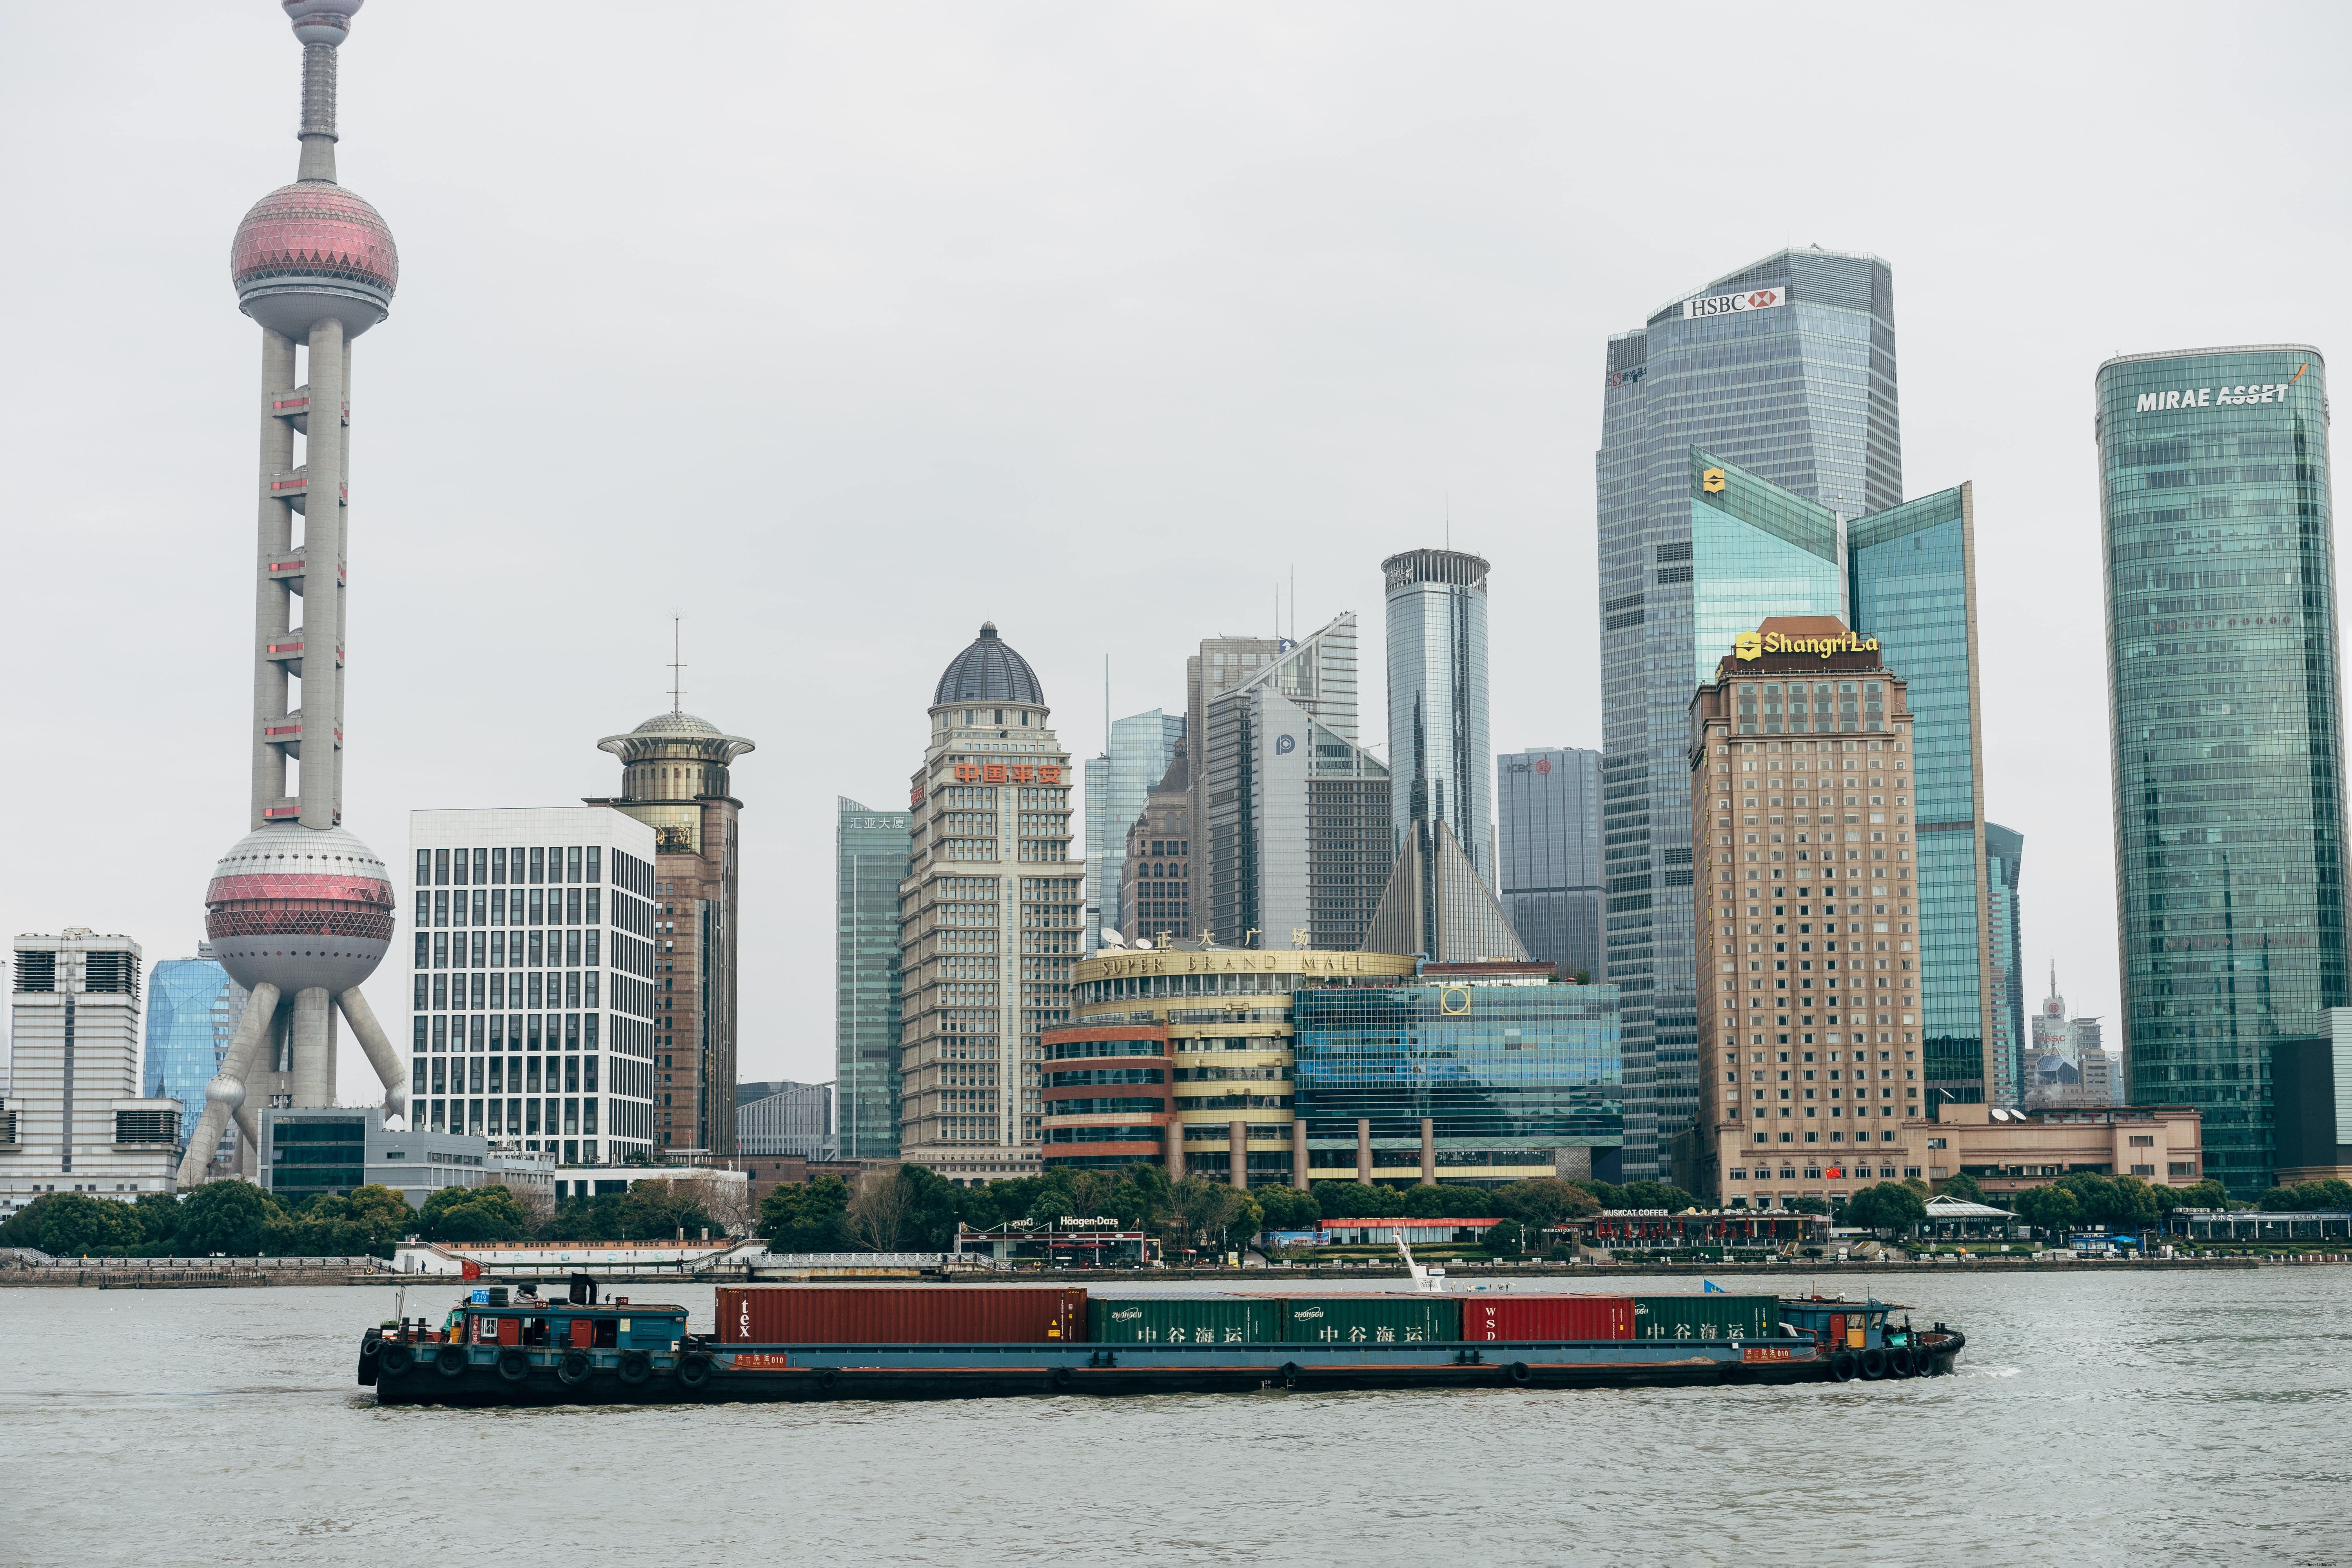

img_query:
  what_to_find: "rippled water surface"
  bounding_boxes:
[6,1269,2351,1565]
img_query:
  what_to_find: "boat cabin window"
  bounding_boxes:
[521,1316,552,1347]
[593,1319,619,1348]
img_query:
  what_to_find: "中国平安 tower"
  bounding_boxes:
[177,1,409,1185]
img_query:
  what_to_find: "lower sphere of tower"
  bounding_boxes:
[205,822,394,995]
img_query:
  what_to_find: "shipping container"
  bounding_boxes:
[1464,1295,1633,1342]
[1630,1295,1778,1342]
[715,1286,1087,1345]
[1087,1296,1279,1345]
[1276,1296,1461,1345]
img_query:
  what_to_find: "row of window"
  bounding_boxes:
[416,1053,603,1095]
[419,845,601,887]
[414,1012,606,1053]
[416,886,605,929]
[417,969,604,1011]
[417,928,604,970]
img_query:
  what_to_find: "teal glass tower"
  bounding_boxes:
[2096,345,2347,1194]
[145,954,245,1147]
[1847,484,1994,1107]
[1984,823,2025,1107]
[836,797,912,1159]
[1598,249,1900,1178]
[1084,710,1184,948]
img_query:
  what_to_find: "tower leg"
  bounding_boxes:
[290,986,334,1107]
[338,986,408,1124]
[176,981,280,1188]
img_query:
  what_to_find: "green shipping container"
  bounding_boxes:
[1087,1296,1281,1345]
[1278,1296,1462,1345]
[1630,1295,1779,1342]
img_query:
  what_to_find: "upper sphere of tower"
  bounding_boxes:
[934,622,1045,708]
[233,182,398,339]
[204,822,395,995]
[283,0,363,47]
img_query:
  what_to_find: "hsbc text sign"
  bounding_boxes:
[1682,285,1786,321]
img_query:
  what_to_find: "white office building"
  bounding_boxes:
[2,930,183,1218]
[407,808,660,1169]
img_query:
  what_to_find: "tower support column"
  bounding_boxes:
[290,985,334,1109]
[252,329,297,828]
[298,317,345,829]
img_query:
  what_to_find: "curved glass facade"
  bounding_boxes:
[145,957,242,1147]
[2097,346,2347,1194]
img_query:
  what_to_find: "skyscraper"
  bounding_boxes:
[145,949,247,1151]
[1085,710,1184,949]
[1847,483,1994,1108]
[2097,346,2347,1194]
[836,796,910,1160]
[1597,249,1901,1178]
[1984,823,2025,1108]
[3,931,181,1212]
[1383,549,1497,881]
[1498,747,1604,981]
[1201,615,1390,950]
[1118,757,1193,944]
[898,624,1085,1180]
[1185,636,1285,937]
[590,708,756,1156]
[177,1,411,1186]
[1683,617,1928,1196]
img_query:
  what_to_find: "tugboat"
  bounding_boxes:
[360,1276,1964,1407]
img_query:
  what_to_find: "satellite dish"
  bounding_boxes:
[1100,929,1128,949]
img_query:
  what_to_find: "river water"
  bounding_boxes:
[5,1268,2349,1566]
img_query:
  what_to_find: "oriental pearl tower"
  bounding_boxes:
[178,1,407,1185]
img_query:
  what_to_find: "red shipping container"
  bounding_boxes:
[715,1286,1087,1345]
[1465,1295,1634,1342]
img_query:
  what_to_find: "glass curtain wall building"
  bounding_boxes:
[836,797,911,1159]
[2097,346,2348,1194]
[1597,249,1901,1178]
[1383,549,1496,881]
[1292,971,1622,1184]
[145,951,247,1147]
[1984,823,2026,1107]
[1498,748,1604,981]
[1084,711,1185,950]
[1847,484,1994,1106]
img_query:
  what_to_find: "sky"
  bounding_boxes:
[5,2,2351,1095]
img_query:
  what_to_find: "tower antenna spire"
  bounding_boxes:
[670,617,687,715]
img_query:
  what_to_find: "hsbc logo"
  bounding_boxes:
[1682,286,1787,321]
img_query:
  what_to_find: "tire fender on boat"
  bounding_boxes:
[1051,1365,1074,1390]
[617,1350,652,1386]
[378,1341,414,1377]
[1506,1362,1533,1387]
[435,1344,471,1378]
[676,1352,713,1390]
[557,1350,592,1386]
[815,1368,838,1394]
[1860,1347,1889,1381]
[1830,1351,1859,1382]
[1889,1346,1918,1379]
[497,1348,532,1383]
[1280,1361,1301,1390]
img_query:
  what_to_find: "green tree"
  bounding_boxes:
[175,1180,279,1256]
[131,1192,184,1250]
[1786,1196,1832,1217]
[1492,1178,1602,1230]
[35,1193,145,1256]
[1569,1178,1625,1208]
[1310,1180,1403,1218]
[1024,1171,1082,1229]
[344,1184,417,1253]
[897,1165,964,1251]
[0,1192,54,1248]
[614,1180,715,1241]
[1616,1180,1700,1212]
[2101,1176,2161,1233]
[1845,1181,1926,1236]
[759,1175,853,1251]
[2011,1183,2081,1236]
[1484,1218,1526,1256]
[419,1184,529,1243]
[1254,1184,1321,1233]
[1167,1177,1247,1255]
[1936,1172,1985,1203]
[2260,1178,2352,1213]
[2152,1178,2225,1213]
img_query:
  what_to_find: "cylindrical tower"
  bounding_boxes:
[1381,548,1494,882]
[181,2,406,1186]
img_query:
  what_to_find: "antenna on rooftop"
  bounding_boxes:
[669,617,688,715]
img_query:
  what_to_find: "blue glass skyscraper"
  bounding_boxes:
[1498,746,1604,981]
[1984,823,2025,1108]
[1085,710,1185,948]
[2097,345,2346,1194]
[1847,485,1994,1107]
[1598,249,1900,1178]
[145,951,245,1148]
[837,796,912,1159]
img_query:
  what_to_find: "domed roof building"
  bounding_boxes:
[933,622,1045,709]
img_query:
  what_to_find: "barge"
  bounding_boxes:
[359,1279,1964,1406]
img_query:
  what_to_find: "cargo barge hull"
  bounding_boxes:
[370,1334,1963,1406]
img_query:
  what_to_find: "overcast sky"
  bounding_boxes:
[5,3,2350,1094]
